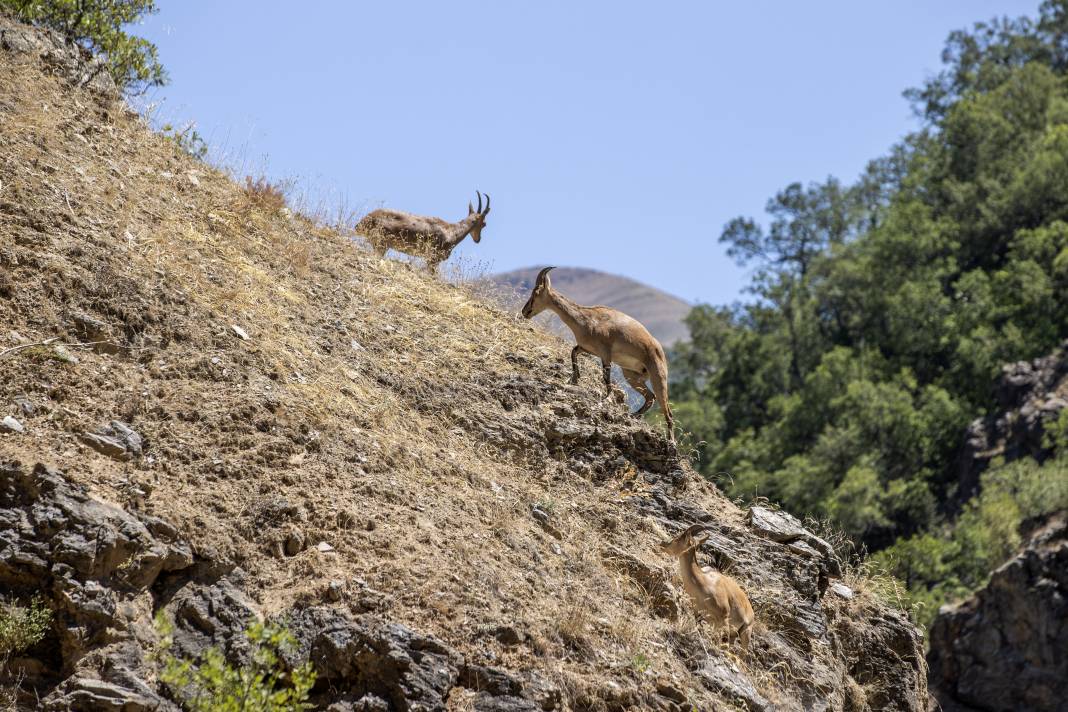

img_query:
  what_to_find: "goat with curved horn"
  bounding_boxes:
[521,266,675,441]
[661,524,755,651]
[355,191,491,273]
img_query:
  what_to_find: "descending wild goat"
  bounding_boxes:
[662,524,755,650]
[355,191,490,273]
[520,266,674,441]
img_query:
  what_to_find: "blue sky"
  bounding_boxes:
[138,1,1036,305]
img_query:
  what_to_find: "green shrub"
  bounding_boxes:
[156,616,316,712]
[0,597,51,659]
[0,0,166,92]
[1043,409,1068,452]
[160,122,209,161]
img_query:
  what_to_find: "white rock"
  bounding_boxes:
[231,325,249,340]
[316,541,335,553]
[830,582,854,600]
[1,416,25,434]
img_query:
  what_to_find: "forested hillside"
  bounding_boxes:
[671,0,1068,626]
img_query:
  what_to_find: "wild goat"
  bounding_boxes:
[355,191,491,272]
[662,524,754,650]
[521,266,674,441]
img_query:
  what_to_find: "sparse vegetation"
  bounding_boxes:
[156,616,315,712]
[161,122,209,160]
[0,597,51,659]
[243,176,289,213]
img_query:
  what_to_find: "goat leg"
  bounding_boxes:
[570,345,583,385]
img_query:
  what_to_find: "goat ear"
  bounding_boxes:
[468,201,474,215]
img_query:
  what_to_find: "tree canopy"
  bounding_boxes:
[1,0,166,92]
[672,1,1068,558]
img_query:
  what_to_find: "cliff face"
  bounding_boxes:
[0,15,928,711]
[956,341,1068,505]
[928,512,1068,712]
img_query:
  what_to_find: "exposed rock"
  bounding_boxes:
[928,511,1068,712]
[13,394,34,416]
[0,14,117,94]
[160,574,260,664]
[747,505,843,580]
[0,460,191,710]
[70,312,120,353]
[80,420,143,461]
[1,414,24,433]
[530,505,562,539]
[0,461,569,711]
[284,527,306,556]
[695,659,770,712]
[956,340,1068,503]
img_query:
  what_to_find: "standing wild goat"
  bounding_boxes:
[355,191,491,272]
[662,524,754,650]
[521,266,674,441]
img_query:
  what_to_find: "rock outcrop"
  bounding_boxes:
[0,459,930,711]
[957,341,1068,503]
[928,511,1068,712]
[0,461,567,711]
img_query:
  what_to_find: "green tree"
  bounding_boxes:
[1,0,166,92]
[673,0,1068,560]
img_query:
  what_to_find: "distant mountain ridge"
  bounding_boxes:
[491,266,693,346]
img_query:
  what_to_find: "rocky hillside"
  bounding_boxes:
[491,267,693,347]
[0,15,926,711]
[928,511,1068,712]
[956,340,1068,506]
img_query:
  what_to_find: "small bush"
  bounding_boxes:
[1043,409,1068,452]
[156,616,315,712]
[161,122,209,161]
[244,177,289,214]
[0,597,51,659]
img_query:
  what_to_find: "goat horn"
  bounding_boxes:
[536,266,555,285]
[475,191,483,214]
[482,192,490,214]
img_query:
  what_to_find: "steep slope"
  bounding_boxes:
[492,267,693,347]
[0,16,926,711]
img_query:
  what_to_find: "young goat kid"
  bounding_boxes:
[521,266,674,441]
[662,524,755,650]
[355,191,490,273]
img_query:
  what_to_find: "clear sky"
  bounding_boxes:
[137,1,1037,306]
